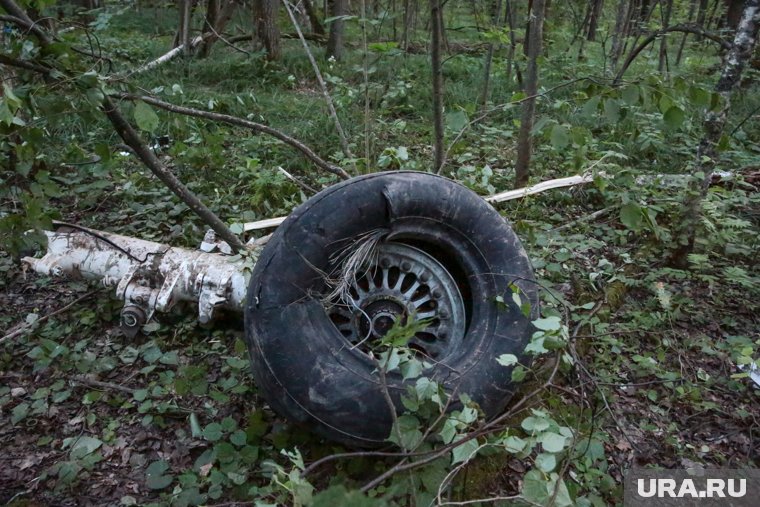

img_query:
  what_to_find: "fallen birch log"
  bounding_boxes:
[130,34,208,75]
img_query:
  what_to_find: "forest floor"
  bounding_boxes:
[1,192,758,505]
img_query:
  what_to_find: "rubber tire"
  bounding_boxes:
[244,171,538,447]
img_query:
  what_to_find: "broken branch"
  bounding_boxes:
[116,93,349,180]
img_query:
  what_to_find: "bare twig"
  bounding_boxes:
[116,93,349,180]
[282,0,356,172]
[70,375,136,395]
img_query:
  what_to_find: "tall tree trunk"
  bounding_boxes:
[431,0,445,173]
[480,0,503,110]
[610,0,630,70]
[302,0,325,35]
[504,0,521,87]
[696,0,709,40]
[326,0,347,59]
[197,0,237,57]
[670,0,760,267]
[254,0,280,60]
[675,0,698,65]
[198,0,219,57]
[174,0,193,53]
[658,0,673,73]
[514,0,546,188]
[587,0,604,41]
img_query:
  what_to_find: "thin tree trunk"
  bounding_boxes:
[695,0,709,39]
[254,0,280,60]
[587,0,604,41]
[431,0,445,173]
[659,0,673,73]
[670,0,760,267]
[514,0,546,188]
[402,0,411,48]
[176,0,192,53]
[480,0,503,110]
[504,0,522,87]
[326,0,346,59]
[610,0,630,70]
[676,0,698,65]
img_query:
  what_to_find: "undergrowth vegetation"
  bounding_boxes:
[1,1,759,505]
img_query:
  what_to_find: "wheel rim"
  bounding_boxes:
[327,242,466,360]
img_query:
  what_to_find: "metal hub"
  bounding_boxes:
[328,242,465,360]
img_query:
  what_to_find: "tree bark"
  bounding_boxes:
[670,0,760,267]
[431,0,445,173]
[587,0,604,41]
[658,0,673,73]
[326,0,347,59]
[302,0,325,35]
[254,0,280,60]
[610,0,630,70]
[514,0,546,188]
[675,0,698,65]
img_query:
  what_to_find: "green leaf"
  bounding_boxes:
[189,413,202,438]
[230,429,247,447]
[145,460,173,490]
[446,110,468,132]
[550,125,569,150]
[70,436,103,458]
[496,354,519,367]
[581,96,600,118]
[11,403,29,424]
[532,316,561,331]
[511,365,527,382]
[539,431,567,453]
[622,86,639,105]
[663,106,685,129]
[535,452,557,472]
[603,99,620,123]
[504,435,527,453]
[451,437,479,465]
[521,416,550,434]
[620,203,642,230]
[388,415,423,450]
[133,101,159,133]
[203,422,223,442]
[440,418,458,444]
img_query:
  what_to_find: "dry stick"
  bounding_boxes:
[70,375,136,395]
[281,0,357,172]
[0,290,99,345]
[116,93,349,180]
[102,96,246,251]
